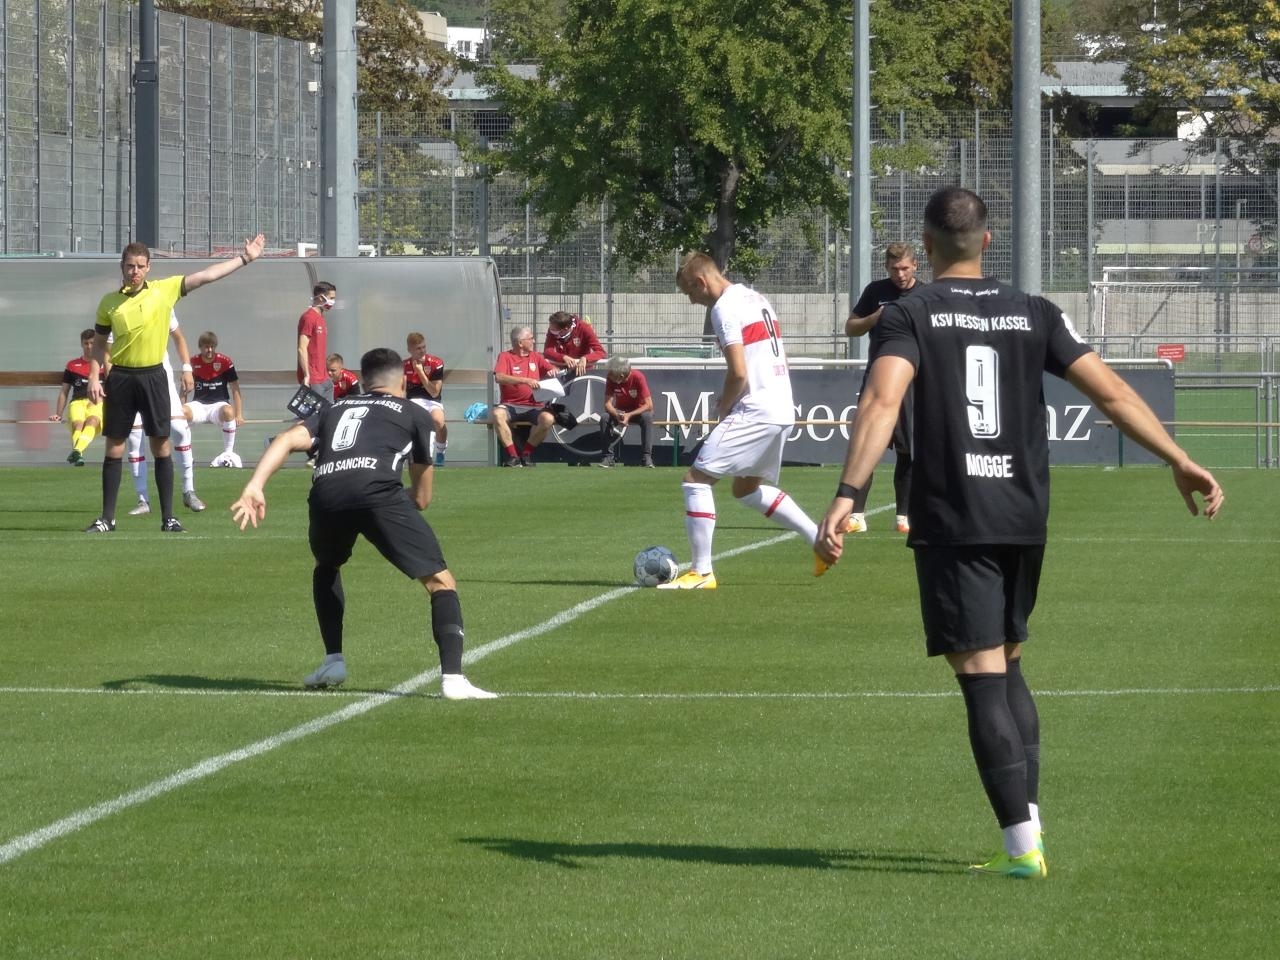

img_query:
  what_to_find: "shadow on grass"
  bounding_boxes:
[101,673,300,693]
[462,837,965,875]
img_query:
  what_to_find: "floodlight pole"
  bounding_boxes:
[320,0,359,256]
[848,1,872,360]
[1012,0,1042,293]
[134,0,159,247]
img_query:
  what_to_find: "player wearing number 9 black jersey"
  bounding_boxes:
[817,186,1223,879]
[659,253,826,590]
[231,347,495,700]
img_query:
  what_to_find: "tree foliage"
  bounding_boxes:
[1121,0,1280,182]
[158,0,450,118]
[487,0,567,62]
[476,0,851,273]
[870,0,1067,114]
[476,0,1077,273]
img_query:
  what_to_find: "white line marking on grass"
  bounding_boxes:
[494,686,1280,700]
[0,528,810,866]
[4,684,1277,702]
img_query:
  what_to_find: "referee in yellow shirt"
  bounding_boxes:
[85,233,265,533]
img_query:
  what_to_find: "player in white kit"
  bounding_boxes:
[124,311,205,515]
[658,252,826,589]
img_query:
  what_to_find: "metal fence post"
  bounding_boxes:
[374,111,383,255]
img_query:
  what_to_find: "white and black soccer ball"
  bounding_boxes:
[633,546,679,587]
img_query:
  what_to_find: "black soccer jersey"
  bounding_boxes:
[856,278,921,363]
[853,277,918,321]
[62,357,94,401]
[305,392,435,511]
[876,277,1092,546]
[190,352,238,405]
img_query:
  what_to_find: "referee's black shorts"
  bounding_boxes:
[308,496,448,580]
[102,364,172,439]
[913,544,1045,657]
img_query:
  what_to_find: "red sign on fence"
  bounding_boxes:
[1156,343,1186,363]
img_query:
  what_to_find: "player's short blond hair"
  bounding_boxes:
[676,251,719,292]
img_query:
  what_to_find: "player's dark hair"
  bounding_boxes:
[80,328,96,341]
[923,187,988,261]
[121,241,150,263]
[360,347,402,386]
[313,281,336,298]
[547,310,575,330]
[198,331,218,349]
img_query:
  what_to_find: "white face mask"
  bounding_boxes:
[321,295,336,308]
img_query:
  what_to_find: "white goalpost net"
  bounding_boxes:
[1090,268,1222,341]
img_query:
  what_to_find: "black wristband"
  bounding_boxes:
[239,253,249,266]
[836,482,858,499]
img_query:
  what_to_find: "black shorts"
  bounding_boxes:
[913,544,1045,657]
[102,364,171,439]
[499,404,550,426]
[308,496,447,580]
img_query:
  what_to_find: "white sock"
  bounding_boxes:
[324,652,344,664]
[737,484,818,544]
[1003,820,1039,858]
[221,419,237,453]
[1028,802,1042,834]
[681,482,716,574]
[171,418,194,492]
[128,427,148,498]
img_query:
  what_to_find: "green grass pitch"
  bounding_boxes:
[0,463,1276,959]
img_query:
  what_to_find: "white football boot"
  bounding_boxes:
[303,654,347,689]
[441,674,498,700]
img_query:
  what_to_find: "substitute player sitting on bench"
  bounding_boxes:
[186,330,245,468]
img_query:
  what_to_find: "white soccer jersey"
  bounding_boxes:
[711,283,795,424]
[161,311,183,414]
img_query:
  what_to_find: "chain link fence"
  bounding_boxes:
[3,13,1278,358]
[356,108,1280,359]
[0,0,320,256]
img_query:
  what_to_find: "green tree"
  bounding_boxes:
[159,0,450,117]
[476,0,851,274]
[487,0,567,62]
[476,0,1078,275]
[1122,0,1280,184]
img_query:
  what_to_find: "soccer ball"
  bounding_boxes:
[634,546,679,587]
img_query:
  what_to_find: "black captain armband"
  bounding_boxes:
[836,482,858,500]
[239,253,250,266]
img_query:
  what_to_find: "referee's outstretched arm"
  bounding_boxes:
[183,233,266,294]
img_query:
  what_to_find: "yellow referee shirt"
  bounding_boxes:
[94,274,184,367]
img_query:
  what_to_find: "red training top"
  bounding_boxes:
[494,349,557,407]
[297,306,327,385]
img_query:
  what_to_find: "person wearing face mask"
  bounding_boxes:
[542,311,605,377]
[298,282,338,404]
